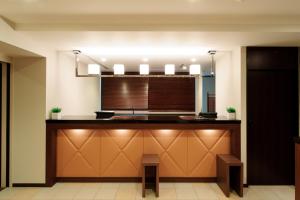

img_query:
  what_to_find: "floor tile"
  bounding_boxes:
[94,188,118,200]
[176,188,198,200]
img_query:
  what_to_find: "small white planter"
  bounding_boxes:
[228,112,236,120]
[51,112,62,120]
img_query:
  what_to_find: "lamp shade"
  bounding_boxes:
[113,64,125,75]
[139,64,149,75]
[165,64,175,75]
[88,64,100,75]
[189,64,201,75]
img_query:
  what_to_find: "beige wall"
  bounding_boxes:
[56,52,100,116]
[215,47,246,183]
[11,57,46,184]
[0,53,11,63]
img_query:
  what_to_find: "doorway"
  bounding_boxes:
[0,62,10,188]
[247,47,299,185]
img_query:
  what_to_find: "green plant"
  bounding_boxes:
[226,107,236,113]
[51,107,62,113]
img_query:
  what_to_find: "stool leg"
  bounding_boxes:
[142,166,145,198]
[156,165,159,197]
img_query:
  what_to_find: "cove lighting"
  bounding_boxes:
[189,64,201,75]
[139,64,149,75]
[81,47,209,56]
[165,64,175,75]
[88,64,100,75]
[113,64,125,75]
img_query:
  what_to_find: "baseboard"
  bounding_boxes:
[13,183,47,187]
[243,184,249,187]
[56,177,216,183]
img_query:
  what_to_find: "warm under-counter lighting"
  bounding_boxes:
[139,64,149,75]
[88,64,100,75]
[114,64,125,75]
[189,64,201,75]
[165,64,175,75]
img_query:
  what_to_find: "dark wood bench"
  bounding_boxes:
[217,154,243,197]
[142,154,159,198]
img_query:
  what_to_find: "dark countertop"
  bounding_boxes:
[295,137,300,144]
[46,115,241,124]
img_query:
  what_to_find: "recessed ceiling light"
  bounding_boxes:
[191,58,197,62]
[101,58,107,62]
[181,64,187,70]
[142,58,149,62]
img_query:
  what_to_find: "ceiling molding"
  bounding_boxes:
[0,16,16,29]
[7,15,300,32]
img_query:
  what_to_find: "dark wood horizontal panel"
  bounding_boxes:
[148,77,195,111]
[247,47,298,70]
[102,77,148,110]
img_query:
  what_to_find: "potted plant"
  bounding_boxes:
[226,107,236,120]
[51,107,62,120]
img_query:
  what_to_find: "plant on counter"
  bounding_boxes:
[226,107,236,113]
[226,107,236,120]
[51,107,62,120]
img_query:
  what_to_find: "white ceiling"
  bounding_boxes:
[1,0,300,70]
[1,0,300,16]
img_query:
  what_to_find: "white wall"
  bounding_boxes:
[215,47,246,183]
[11,57,46,184]
[56,52,100,116]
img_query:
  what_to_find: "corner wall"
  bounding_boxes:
[56,52,100,116]
[215,47,246,183]
[11,57,46,184]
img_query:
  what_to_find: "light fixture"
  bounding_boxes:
[139,64,149,75]
[189,64,201,75]
[142,58,149,62]
[165,64,175,75]
[101,58,107,62]
[191,58,197,62]
[113,64,125,75]
[180,64,187,70]
[208,50,216,76]
[88,64,101,75]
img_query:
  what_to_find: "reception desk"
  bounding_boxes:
[46,116,241,186]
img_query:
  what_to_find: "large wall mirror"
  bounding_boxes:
[100,58,215,113]
[74,51,216,113]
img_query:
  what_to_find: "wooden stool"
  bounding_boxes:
[217,154,243,197]
[142,154,159,197]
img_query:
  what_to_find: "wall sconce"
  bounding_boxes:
[139,64,149,75]
[165,64,175,75]
[114,64,125,75]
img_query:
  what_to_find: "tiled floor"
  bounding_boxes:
[0,183,295,200]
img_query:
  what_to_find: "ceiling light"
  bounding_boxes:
[139,64,149,75]
[101,58,107,62]
[189,64,201,75]
[113,64,125,75]
[88,64,100,75]
[165,64,175,75]
[180,64,187,70]
[142,58,149,62]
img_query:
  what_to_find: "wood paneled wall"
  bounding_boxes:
[101,77,195,111]
[102,77,148,110]
[148,78,195,111]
